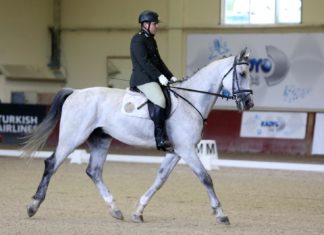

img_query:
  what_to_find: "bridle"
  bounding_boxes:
[167,56,253,123]
[226,56,253,100]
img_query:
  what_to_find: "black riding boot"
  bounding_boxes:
[150,105,173,152]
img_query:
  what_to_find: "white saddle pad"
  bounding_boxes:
[121,88,178,119]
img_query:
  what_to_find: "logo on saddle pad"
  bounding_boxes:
[122,88,177,119]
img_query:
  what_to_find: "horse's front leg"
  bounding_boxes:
[132,153,180,223]
[180,146,230,225]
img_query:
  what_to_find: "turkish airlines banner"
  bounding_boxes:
[240,111,307,139]
[0,104,47,144]
[187,33,324,111]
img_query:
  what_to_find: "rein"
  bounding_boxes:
[167,87,208,123]
[168,86,234,99]
[167,58,253,124]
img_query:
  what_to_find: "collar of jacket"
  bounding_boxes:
[140,28,154,38]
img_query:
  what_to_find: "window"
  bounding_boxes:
[222,0,302,25]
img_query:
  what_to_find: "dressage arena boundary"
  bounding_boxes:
[0,140,324,172]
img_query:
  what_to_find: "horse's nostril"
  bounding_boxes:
[248,101,254,108]
[245,99,254,109]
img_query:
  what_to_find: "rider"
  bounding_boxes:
[129,10,178,151]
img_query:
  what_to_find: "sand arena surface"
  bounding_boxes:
[1,157,324,235]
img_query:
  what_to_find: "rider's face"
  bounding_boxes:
[143,22,159,35]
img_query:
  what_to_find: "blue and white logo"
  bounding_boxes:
[250,46,289,87]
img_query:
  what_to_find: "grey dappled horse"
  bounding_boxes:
[24,49,254,225]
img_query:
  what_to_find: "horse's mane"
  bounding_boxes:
[175,55,234,85]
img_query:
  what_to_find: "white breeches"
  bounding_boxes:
[137,82,166,109]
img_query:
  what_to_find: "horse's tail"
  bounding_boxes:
[21,88,74,157]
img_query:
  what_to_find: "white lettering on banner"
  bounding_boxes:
[0,115,38,125]
[0,115,39,134]
[0,124,36,133]
[240,111,307,139]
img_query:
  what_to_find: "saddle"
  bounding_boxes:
[121,87,177,119]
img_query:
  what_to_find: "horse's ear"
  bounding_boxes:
[239,47,250,61]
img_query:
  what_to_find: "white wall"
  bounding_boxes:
[0,0,57,102]
[0,0,52,65]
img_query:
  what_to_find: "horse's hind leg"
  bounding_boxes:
[86,128,123,220]
[27,146,74,217]
[132,152,180,222]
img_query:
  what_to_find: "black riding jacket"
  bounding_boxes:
[129,29,173,88]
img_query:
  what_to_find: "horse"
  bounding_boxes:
[23,48,254,225]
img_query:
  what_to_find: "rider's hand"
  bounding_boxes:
[170,76,178,82]
[158,74,169,86]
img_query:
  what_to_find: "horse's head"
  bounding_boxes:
[222,48,254,111]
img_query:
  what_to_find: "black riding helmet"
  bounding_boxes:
[138,10,160,23]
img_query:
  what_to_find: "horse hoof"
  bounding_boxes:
[132,213,144,223]
[27,200,40,217]
[111,209,124,220]
[217,216,230,225]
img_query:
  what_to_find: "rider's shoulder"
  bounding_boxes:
[132,31,146,43]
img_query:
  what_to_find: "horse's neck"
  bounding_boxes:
[179,56,233,118]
